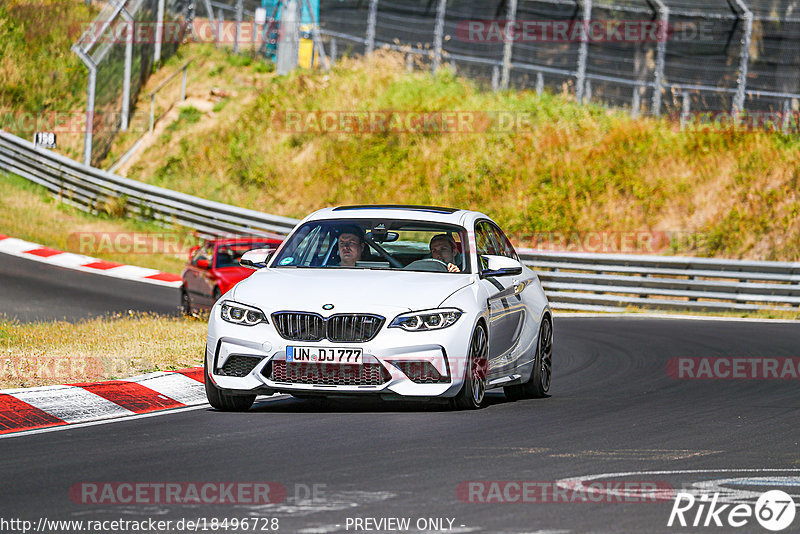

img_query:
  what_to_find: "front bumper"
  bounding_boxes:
[206,307,475,398]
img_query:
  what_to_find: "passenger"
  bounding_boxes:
[430,234,461,272]
[337,226,366,267]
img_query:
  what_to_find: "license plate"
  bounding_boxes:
[286,346,363,365]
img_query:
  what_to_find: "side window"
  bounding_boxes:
[475,222,499,273]
[293,225,323,266]
[475,221,500,256]
[192,244,212,266]
[490,224,518,260]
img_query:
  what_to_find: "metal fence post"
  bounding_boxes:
[632,84,641,118]
[491,66,499,92]
[120,4,133,132]
[217,8,223,47]
[276,0,300,74]
[782,99,791,134]
[651,0,669,116]
[202,0,218,38]
[680,91,690,129]
[575,0,592,103]
[501,0,518,90]
[234,0,243,54]
[330,37,337,63]
[365,0,379,55]
[536,72,544,95]
[181,65,188,101]
[733,0,753,115]
[154,0,165,64]
[301,0,331,71]
[71,45,96,166]
[432,0,446,73]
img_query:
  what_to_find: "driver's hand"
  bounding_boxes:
[447,263,461,273]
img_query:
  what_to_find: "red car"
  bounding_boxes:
[180,237,282,314]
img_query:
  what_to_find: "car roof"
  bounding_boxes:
[210,237,283,246]
[304,205,490,226]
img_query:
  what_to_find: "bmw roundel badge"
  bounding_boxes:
[322,303,334,310]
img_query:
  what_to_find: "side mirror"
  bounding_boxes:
[240,248,273,269]
[189,245,200,260]
[479,255,523,278]
[196,258,210,270]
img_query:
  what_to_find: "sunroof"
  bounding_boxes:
[332,205,460,214]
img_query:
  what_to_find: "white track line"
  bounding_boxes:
[0,236,182,288]
[553,312,799,323]
[0,395,291,440]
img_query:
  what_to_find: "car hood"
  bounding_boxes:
[230,268,474,315]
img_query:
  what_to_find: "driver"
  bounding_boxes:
[430,234,461,273]
[337,226,366,267]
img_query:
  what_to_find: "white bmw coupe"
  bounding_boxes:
[205,205,552,410]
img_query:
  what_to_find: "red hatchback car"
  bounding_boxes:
[180,237,282,314]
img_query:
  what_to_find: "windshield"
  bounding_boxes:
[215,242,278,268]
[271,220,470,273]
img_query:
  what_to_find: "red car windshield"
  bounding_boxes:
[215,243,276,268]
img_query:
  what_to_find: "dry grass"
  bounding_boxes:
[0,172,195,274]
[0,0,98,161]
[0,312,206,389]
[115,45,800,261]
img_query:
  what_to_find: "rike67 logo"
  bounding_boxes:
[668,490,796,531]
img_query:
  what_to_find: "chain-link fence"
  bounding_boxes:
[312,0,799,121]
[72,0,192,166]
[72,0,799,167]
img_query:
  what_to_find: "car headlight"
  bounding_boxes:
[389,308,462,331]
[220,301,268,326]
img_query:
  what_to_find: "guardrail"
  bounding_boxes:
[1,129,798,313]
[519,251,800,313]
[0,130,298,239]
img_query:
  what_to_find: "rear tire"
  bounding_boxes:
[450,324,488,410]
[204,358,256,411]
[504,316,552,401]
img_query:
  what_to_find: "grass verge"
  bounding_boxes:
[0,312,206,389]
[119,47,800,261]
[0,0,99,161]
[0,171,195,274]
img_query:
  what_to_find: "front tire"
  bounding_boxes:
[504,316,552,401]
[180,289,192,316]
[451,324,488,410]
[204,357,256,411]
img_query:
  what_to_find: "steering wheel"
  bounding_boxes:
[403,258,449,272]
[364,235,404,268]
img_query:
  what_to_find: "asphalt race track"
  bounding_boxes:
[1,307,799,532]
[0,252,180,322]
